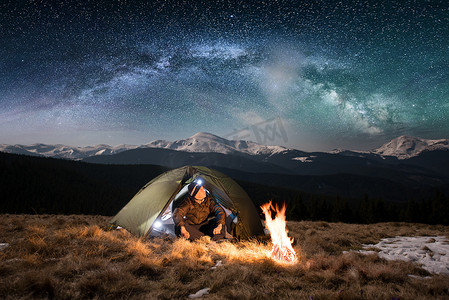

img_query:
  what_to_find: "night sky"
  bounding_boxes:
[1,0,448,151]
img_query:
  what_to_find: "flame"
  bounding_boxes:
[261,201,298,264]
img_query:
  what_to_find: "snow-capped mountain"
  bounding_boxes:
[0,132,288,160]
[1,133,448,161]
[373,136,449,159]
[0,143,139,159]
[143,132,287,156]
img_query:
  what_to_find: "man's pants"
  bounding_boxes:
[175,218,225,241]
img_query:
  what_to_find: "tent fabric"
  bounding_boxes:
[109,167,187,236]
[110,166,265,240]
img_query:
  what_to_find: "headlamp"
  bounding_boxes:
[154,221,162,228]
[188,179,204,197]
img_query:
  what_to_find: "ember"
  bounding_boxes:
[261,201,298,264]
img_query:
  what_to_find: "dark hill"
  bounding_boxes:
[0,152,168,215]
[2,152,449,224]
[83,147,294,174]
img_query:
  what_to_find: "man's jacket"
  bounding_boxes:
[173,195,226,227]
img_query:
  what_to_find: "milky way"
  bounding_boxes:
[1,0,448,151]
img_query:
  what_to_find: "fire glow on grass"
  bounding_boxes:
[261,201,298,264]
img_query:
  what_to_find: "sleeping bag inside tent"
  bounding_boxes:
[109,166,265,240]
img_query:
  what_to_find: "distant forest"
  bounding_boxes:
[1,152,448,225]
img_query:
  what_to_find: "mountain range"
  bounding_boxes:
[1,132,448,160]
[0,132,287,159]
[2,133,449,202]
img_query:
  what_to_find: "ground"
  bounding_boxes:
[1,214,449,299]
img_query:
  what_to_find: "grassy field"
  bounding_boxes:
[1,214,448,299]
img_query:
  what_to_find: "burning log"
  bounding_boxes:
[271,243,297,263]
[261,200,298,264]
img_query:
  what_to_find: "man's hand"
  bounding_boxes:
[213,223,223,235]
[180,226,190,239]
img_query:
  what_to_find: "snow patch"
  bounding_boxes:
[188,288,211,298]
[211,260,223,269]
[292,156,316,163]
[95,149,106,155]
[0,243,9,251]
[357,236,449,275]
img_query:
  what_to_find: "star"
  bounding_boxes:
[0,0,448,151]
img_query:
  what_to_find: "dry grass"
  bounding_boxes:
[1,214,448,299]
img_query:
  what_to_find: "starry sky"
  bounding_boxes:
[1,0,448,151]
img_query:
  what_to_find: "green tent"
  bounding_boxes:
[110,166,265,240]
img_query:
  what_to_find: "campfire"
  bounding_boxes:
[261,201,298,264]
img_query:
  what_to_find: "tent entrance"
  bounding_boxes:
[148,183,188,236]
[149,183,237,238]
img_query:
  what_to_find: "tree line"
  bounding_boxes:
[240,182,449,225]
[1,152,448,225]
[0,152,166,216]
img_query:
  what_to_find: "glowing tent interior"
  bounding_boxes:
[110,166,265,240]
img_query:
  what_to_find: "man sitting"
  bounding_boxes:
[173,181,226,241]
